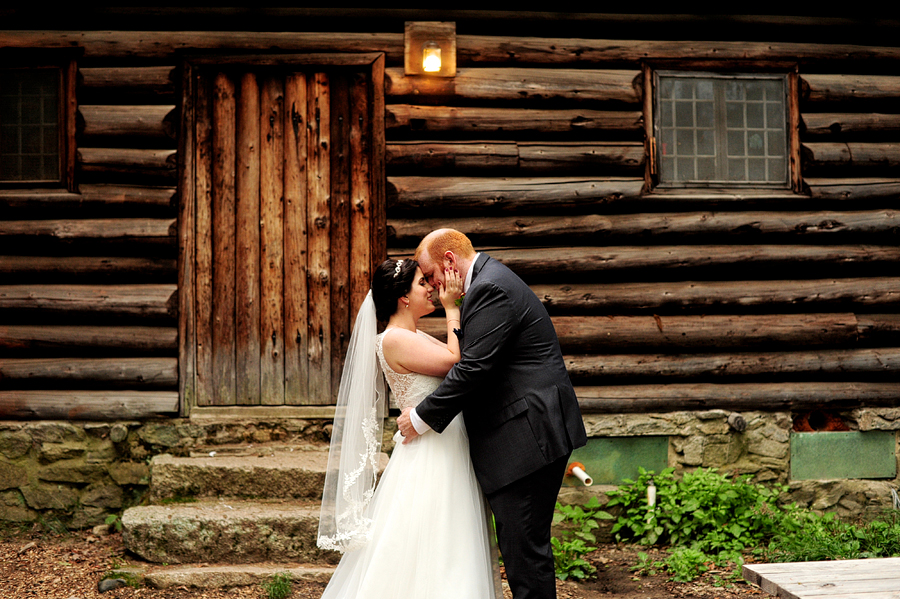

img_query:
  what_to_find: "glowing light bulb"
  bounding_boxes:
[423,42,441,73]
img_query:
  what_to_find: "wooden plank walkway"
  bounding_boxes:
[743,557,900,598]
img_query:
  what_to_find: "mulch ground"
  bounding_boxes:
[0,525,770,599]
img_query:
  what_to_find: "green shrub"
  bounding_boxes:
[263,572,293,599]
[607,467,785,555]
[766,511,900,563]
[551,496,613,580]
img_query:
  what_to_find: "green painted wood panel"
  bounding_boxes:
[563,436,669,486]
[790,431,897,481]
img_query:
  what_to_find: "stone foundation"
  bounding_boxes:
[0,417,332,529]
[581,408,900,520]
[1,408,898,529]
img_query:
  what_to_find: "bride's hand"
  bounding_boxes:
[438,266,464,311]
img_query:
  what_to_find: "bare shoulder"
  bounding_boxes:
[381,328,431,355]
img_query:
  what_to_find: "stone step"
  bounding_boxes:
[142,563,335,589]
[149,446,330,501]
[122,499,341,565]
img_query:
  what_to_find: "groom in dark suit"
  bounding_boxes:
[397,229,587,599]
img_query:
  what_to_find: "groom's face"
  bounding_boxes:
[418,250,447,289]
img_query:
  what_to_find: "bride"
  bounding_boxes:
[317,258,499,599]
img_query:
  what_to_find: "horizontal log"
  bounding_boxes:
[0,358,177,388]
[806,178,900,202]
[554,314,863,352]
[0,390,178,420]
[391,245,900,277]
[575,382,900,413]
[0,219,176,248]
[387,142,518,170]
[386,67,640,104]
[0,326,177,353]
[858,314,900,339]
[5,30,900,66]
[386,105,643,134]
[386,142,644,173]
[457,35,900,66]
[802,113,900,137]
[0,31,404,60]
[78,148,177,175]
[0,256,176,281]
[0,285,177,319]
[533,278,900,312]
[388,177,900,212]
[389,210,900,245]
[0,184,176,217]
[802,74,900,104]
[80,66,175,91]
[79,105,177,141]
[565,348,900,381]
[802,142,900,173]
[387,177,644,213]
[517,142,644,173]
[420,313,873,352]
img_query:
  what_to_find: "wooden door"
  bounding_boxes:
[178,55,385,410]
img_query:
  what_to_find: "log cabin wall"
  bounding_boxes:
[0,12,898,493]
[0,53,181,419]
[389,38,900,420]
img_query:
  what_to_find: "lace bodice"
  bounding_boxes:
[376,329,444,411]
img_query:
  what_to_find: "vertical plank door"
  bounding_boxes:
[180,55,384,409]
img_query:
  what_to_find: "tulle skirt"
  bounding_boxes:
[320,415,499,599]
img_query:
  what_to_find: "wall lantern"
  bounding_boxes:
[405,21,456,77]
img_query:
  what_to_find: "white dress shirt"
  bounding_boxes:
[408,253,479,435]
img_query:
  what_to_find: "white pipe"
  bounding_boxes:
[571,466,593,486]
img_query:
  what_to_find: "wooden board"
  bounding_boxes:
[744,558,900,599]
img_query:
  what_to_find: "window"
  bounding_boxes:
[654,72,791,188]
[0,51,77,190]
[1,68,61,182]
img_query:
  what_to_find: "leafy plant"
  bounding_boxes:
[551,496,613,580]
[664,547,710,582]
[263,572,293,599]
[105,513,123,533]
[631,551,665,577]
[766,511,900,563]
[607,467,785,556]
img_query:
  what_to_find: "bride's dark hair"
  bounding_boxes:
[371,258,419,321]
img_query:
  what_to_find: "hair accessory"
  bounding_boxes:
[393,260,403,277]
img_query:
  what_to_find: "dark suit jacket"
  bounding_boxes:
[416,254,587,494]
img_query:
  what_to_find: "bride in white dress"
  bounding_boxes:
[317,258,499,599]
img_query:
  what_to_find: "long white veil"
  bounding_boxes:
[317,290,386,552]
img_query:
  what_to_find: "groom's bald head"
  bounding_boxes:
[415,229,476,288]
[416,229,475,264]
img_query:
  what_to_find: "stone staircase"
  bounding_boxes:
[119,443,356,590]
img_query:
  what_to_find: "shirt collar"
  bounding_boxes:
[464,253,480,293]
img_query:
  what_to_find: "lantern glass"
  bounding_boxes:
[422,42,441,73]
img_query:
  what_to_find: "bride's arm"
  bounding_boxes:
[382,329,457,377]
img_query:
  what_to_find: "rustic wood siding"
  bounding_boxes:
[0,23,898,419]
[0,60,179,419]
[384,40,900,414]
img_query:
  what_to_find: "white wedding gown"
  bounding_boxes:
[320,329,499,599]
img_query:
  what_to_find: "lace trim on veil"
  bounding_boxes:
[317,291,386,552]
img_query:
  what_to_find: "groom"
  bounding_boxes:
[398,229,587,599]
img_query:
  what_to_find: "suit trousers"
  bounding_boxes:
[486,453,570,599]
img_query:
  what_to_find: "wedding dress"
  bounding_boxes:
[320,329,499,599]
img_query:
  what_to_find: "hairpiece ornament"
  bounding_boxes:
[393,260,403,277]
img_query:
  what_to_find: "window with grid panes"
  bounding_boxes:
[655,72,789,187]
[0,68,61,183]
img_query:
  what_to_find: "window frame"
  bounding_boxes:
[643,63,802,194]
[0,49,78,192]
